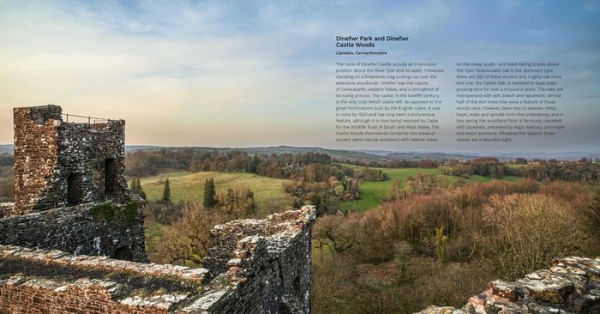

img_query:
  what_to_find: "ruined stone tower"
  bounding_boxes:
[13,105,129,214]
[1,105,315,313]
[2,105,148,262]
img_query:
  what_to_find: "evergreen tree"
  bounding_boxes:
[162,178,171,203]
[129,177,147,200]
[136,177,147,200]
[249,154,260,173]
[130,177,138,191]
[203,177,217,209]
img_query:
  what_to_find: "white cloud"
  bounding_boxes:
[1,0,598,151]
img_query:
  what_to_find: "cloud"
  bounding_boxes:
[0,0,598,151]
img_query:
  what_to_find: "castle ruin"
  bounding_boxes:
[0,105,315,313]
[13,105,130,214]
[2,105,146,261]
[0,207,315,313]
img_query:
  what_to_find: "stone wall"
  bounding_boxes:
[0,202,148,262]
[418,256,600,314]
[5,105,316,313]
[0,202,14,218]
[203,207,315,313]
[13,105,129,214]
[0,206,316,314]
[13,105,61,214]
[0,245,206,314]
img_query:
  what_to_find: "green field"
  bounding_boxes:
[137,166,521,215]
[139,171,292,215]
[340,164,520,212]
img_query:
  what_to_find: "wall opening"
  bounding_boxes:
[113,246,133,261]
[104,158,117,198]
[67,173,83,206]
[279,301,293,314]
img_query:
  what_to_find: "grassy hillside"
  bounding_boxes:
[341,164,520,212]
[139,171,292,216]
[136,166,521,214]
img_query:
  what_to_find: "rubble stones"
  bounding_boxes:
[416,256,600,314]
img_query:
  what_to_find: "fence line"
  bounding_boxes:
[61,113,111,125]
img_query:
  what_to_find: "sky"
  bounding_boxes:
[1,0,599,152]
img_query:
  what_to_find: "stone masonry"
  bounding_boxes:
[0,202,148,262]
[1,105,315,313]
[418,256,600,314]
[2,105,147,262]
[0,206,316,314]
[202,207,315,313]
[13,105,129,214]
[0,203,12,218]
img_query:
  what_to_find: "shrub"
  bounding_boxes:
[310,180,600,313]
[312,214,356,253]
[589,189,600,230]
[90,202,140,225]
[357,167,389,181]
[144,201,184,225]
[311,253,356,314]
[477,193,593,280]
[156,203,224,266]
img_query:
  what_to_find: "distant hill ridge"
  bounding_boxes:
[1,144,598,161]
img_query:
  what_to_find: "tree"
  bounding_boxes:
[162,178,171,203]
[435,227,448,265]
[130,177,138,191]
[384,179,405,201]
[248,154,260,173]
[203,177,217,209]
[135,177,147,200]
[515,157,528,164]
[130,177,146,200]
[590,189,600,230]
[243,189,256,216]
[216,188,256,219]
[157,203,224,266]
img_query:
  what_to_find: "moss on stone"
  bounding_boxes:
[90,203,117,222]
[124,202,140,225]
[90,202,140,226]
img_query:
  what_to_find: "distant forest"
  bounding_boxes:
[125,149,332,178]
[1,149,599,204]
[125,148,600,184]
